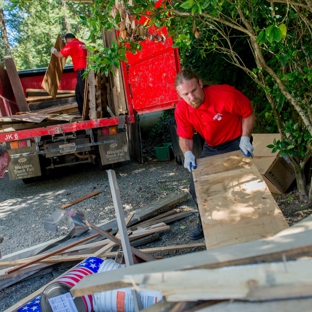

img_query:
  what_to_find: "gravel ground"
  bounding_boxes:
[0,158,203,311]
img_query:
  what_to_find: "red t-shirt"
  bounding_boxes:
[60,38,87,71]
[175,85,253,147]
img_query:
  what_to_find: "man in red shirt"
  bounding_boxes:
[175,69,255,240]
[51,33,87,115]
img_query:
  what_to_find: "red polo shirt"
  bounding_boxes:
[175,85,253,147]
[60,38,87,71]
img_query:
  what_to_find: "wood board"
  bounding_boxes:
[3,56,29,112]
[192,151,288,250]
[41,35,66,99]
[70,228,312,297]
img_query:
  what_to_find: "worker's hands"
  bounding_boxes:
[239,136,254,157]
[51,47,58,54]
[184,151,197,172]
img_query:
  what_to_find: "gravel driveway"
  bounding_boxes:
[0,158,201,310]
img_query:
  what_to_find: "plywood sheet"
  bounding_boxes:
[192,151,288,250]
[41,35,66,99]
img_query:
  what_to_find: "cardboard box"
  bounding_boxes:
[252,134,295,194]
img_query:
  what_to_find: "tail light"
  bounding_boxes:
[101,127,117,135]
[10,139,31,149]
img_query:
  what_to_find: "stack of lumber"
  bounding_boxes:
[26,88,77,113]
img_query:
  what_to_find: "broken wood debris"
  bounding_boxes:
[59,190,101,209]
[2,191,193,312]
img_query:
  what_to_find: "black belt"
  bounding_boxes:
[77,69,85,72]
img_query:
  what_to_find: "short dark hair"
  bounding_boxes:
[64,33,76,39]
[175,69,200,88]
[0,145,8,157]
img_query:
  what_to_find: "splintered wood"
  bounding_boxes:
[192,151,288,250]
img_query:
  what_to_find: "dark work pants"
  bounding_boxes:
[190,136,241,228]
[76,69,85,115]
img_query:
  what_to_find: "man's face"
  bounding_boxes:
[0,153,11,178]
[176,78,204,109]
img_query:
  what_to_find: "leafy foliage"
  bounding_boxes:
[0,0,91,69]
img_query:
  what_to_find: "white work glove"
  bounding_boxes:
[184,151,197,172]
[51,47,58,54]
[239,136,254,157]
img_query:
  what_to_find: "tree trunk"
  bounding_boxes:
[0,9,10,55]
[61,0,71,33]
[291,158,308,201]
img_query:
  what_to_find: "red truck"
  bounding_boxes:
[0,31,180,182]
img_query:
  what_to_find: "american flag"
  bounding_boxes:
[17,295,41,312]
[18,257,104,312]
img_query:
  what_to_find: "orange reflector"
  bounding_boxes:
[10,141,19,149]
[109,127,117,134]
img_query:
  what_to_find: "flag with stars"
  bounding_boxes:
[17,295,41,312]
[55,257,104,312]
[17,257,104,312]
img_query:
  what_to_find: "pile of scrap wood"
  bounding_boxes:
[69,214,312,312]
[2,191,206,311]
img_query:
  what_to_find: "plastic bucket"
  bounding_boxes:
[40,257,104,312]
[93,260,162,312]
[154,143,172,161]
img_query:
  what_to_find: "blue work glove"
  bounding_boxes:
[184,151,197,172]
[239,136,254,157]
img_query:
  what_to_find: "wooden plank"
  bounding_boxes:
[3,56,29,112]
[41,35,66,99]
[5,234,100,274]
[124,260,312,302]
[275,214,312,237]
[192,151,288,250]
[26,93,74,103]
[128,192,191,226]
[33,102,78,115]
[26,89,74,97]
[28,97,76,111]
[86,222,156,263]
[198,298,312,312]
[103,30,127,115]
[0,113,51,123]
[70,227,312,297]
[88,69,96,119]
[60,190,100,209]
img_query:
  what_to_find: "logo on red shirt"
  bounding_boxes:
[213,113,222,121]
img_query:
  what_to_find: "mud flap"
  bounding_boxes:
[98,131,130,165]
[8,145,41,180]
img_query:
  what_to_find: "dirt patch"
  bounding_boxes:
[273,188,312,226]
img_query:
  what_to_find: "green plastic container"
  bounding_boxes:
[154,143,172,161]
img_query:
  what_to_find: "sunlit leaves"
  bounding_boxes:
[279,23,287,38]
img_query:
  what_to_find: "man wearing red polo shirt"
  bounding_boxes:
[174,69,255,240]
[51,33,87,115]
